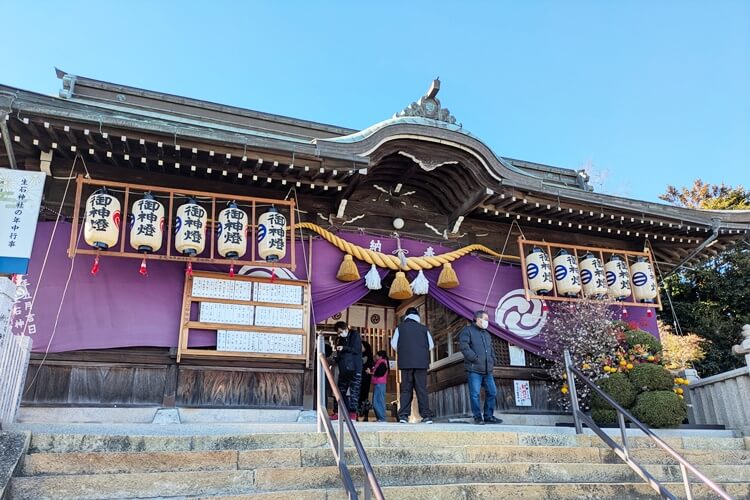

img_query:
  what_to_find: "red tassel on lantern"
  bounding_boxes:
[185,261,193,277]
[542,300,549,313]
[229,263,235,278]
[270,268,277,283]
[622,306,629,317]
[91,255,100,276]
[646,308,653,318]
[139,258,148,277]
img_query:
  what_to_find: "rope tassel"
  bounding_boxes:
[365,264,382,290]
[410,269,429,295]
[437,262,459,288]
[336,254,360,282]
[389,271,413,300]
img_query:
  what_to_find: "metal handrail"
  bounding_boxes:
[563,350,733,500]
[316,335,385,500]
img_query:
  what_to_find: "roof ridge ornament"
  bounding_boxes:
[394,78,461,127]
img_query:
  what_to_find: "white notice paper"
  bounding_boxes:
[508,345,527,366]
[513,380,532,407]
[216,330,303,355]
[254,282,303,305]
[254,306,304,329]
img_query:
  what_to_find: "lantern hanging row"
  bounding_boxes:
[83,191,287,276]
[523,247,658,307]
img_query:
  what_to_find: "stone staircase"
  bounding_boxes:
[8,427,750,499]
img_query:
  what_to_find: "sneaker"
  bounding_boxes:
[421,418,433,424]
[330,413,339,421]
[398,418,408,423]
[376,419,386,423]
[484,416,503,424]
[473,417,485,425]
[349,412,358,421]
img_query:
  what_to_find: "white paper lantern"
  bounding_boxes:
[217,202,248,259]
[579,252,608,298]
[631,257,657,302]
[84,188,121,249]
[257,208,287,261]
[525,247,553,294]
[174,199,207,256]
[553,249,582,297]
[605,255,631,300]
[129,193,164,253]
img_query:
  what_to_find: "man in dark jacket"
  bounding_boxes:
[458,310,502,425]
[333,320,362,421]
[391,307,435,424]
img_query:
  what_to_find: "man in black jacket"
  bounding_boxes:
[391,307,435,424]
[458,310,503,425]
[332,321,362,421]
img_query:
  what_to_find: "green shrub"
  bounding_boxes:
[625,329,662,355]
[592,373,637,409]
[592,407,618,425]
[629,363,674,392]
[631,391,687,428]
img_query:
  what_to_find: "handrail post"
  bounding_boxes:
[339,413,346,468]
[563,349,583,434]
[617,411,629,460]
[316,334,326,433]
[681,462,693,500]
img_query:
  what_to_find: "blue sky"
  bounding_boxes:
[2,1,748,203]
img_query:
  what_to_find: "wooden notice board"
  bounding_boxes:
[177,270,311,363]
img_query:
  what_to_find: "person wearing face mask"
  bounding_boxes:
[390,307,435,424]
[331,321,362,421]
[458,310,503,425]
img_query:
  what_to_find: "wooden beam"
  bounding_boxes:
[447,187,494,232]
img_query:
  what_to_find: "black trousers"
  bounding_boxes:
[337,370,362,414]
[398,368,433,419]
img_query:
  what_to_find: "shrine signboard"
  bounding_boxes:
[0,170,46,274]
[177,270,311,363]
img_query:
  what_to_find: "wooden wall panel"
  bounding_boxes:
[176,367,303,408]
[22,363,166,406]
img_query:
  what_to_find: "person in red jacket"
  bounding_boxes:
[370,350,390,422]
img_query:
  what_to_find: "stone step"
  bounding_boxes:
[25,431,749,454]
[20,444,750,477]
[213,482,750,500]
[12,463,750,500]
[10,470,257,500]
[252,463,750,491]
[11,464,750,500]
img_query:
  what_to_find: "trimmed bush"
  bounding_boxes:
[625,329,662,355]
[629,363,674,392]
[592,407,618,425]
[632,391,687,428]
[593,373,637,409]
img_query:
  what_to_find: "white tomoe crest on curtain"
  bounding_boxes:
[494,288,548,339]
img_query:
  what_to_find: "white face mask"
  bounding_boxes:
[478,319,489,330]
[338,330,349,338]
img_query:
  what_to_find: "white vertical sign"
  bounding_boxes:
[513,379,532,406]
[0,170,46,274]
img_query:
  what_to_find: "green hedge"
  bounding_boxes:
[625,329,662,355]
[632,391,687,428]
[592,373,637,409]
[592,407,618,425]
[629,363,674,392]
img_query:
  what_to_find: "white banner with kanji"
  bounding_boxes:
[0,169,46,274]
